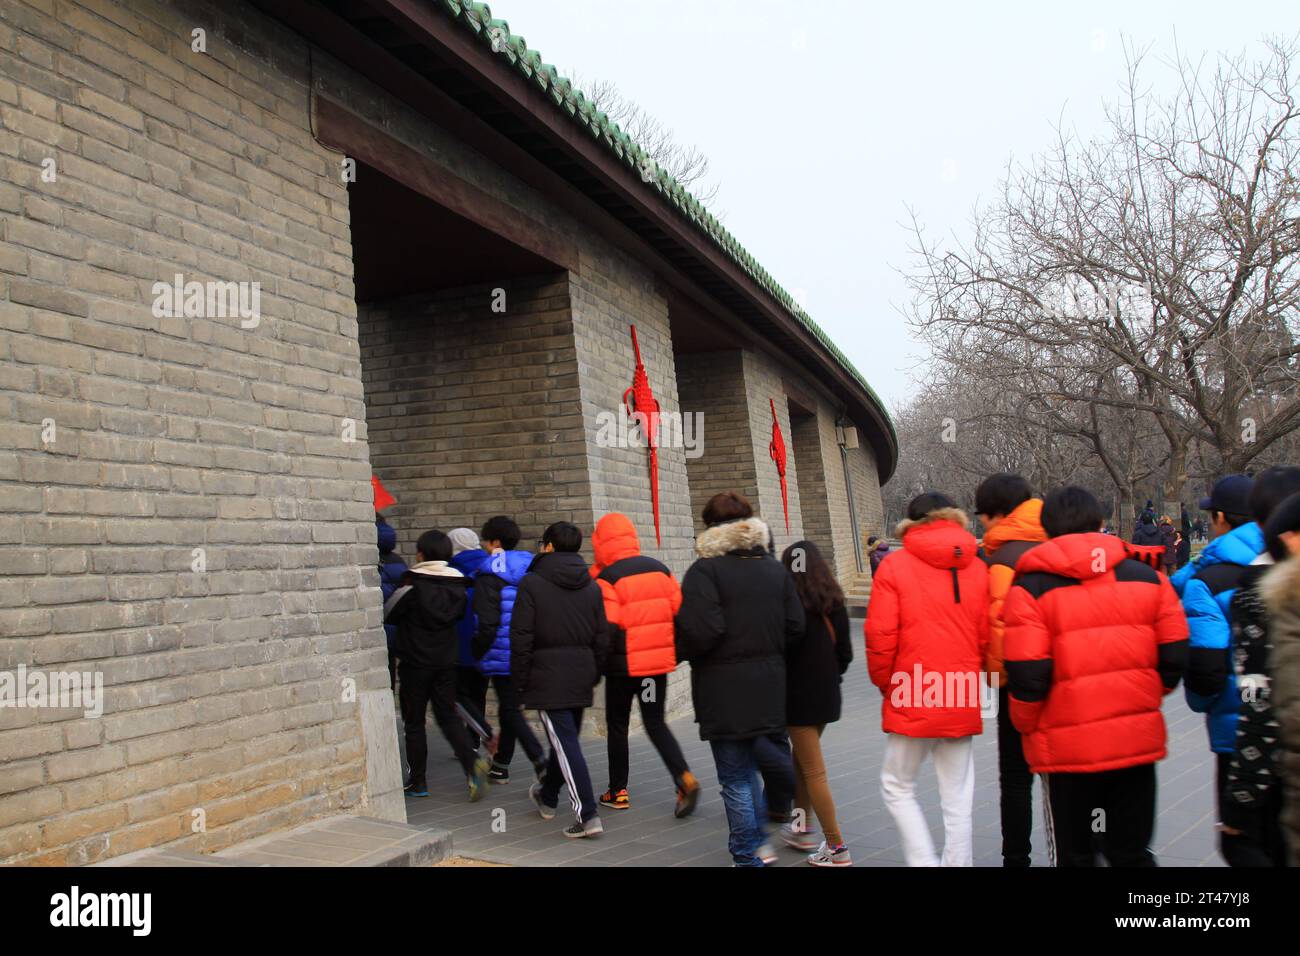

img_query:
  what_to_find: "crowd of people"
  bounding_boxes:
[377,467,1300,868]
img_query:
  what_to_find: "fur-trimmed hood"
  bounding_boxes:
[696,517,771,559]
[407,560,464,579]
[1261,555,1300,618]
[894,506,971,539]
[894,507,978,572]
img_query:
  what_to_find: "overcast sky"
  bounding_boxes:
[497,1,1296,410]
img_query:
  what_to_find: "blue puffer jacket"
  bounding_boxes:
[474,550,533,676]
[450,548,489,667]
[1170,521,1265,753]
[377,520,407,654]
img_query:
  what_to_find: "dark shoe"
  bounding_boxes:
[674,771,700,819]
[599,789,630,810]
[488,764,510,784]
[564,817,604,839]
[404,781,429,798]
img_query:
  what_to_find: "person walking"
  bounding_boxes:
[377,514,407,691]
[1132,511,1162,547]
[779,539,853,866]
[514,522,610,839]
[1219,467,1300,866]
[868,535,891,575]
[866,492,990,867]
[1158,516,1178,575]
[1263,492,1300,864]
[676,491,805,867]
[1004,487,1188,866]
[1171,474,1263,861]
[975,473,1047,867]
[384,530,491,801]
[588,513,700,817]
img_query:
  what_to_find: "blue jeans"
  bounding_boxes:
[710,739,772,866]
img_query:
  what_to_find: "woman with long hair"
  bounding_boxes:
[780,540,854,866]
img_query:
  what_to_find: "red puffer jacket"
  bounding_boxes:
[865,508,990,737]
[1002,533,1189,774]
[590,514,681,677]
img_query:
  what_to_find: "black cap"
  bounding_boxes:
[1199,474,1253,517]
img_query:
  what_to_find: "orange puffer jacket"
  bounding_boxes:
[981,498,1048,684]
[1002,533,1190,774]
[865,508,990,738]
[590,514,681,677]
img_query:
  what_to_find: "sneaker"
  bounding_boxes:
[467,756,491,802]
[757,842,778,865]
[564,817,604,839]
[488,764,510,785]
[599,789,630,810]
[529,782,556,820]
[403,781,429,798]
[780,821,820,852]
[674,772,700,819]
[807,841,852,867]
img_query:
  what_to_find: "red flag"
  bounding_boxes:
[372,474,396,511]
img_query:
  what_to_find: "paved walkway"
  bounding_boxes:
[401,664,1225,867]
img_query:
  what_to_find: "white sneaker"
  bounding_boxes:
[807,841,852,867]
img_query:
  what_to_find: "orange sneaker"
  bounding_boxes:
[599,789,630,810]
[675,772,700,818]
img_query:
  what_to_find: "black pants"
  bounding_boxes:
[539,708,598,823]
[754,731,795,823]
[1219,754,1288,867]
[1044,762,1157,867]
[997,686,1034,866]
[456,666,492,747]
[604,673,690,792]
[399,663,478,785]
[457,668,544,767]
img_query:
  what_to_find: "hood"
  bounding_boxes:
[982,498,1047,554]
[1015,532,1129,581]
[481,549,533,586]
[376,519,397,555]
[591,513,640,574]
[530,550,595,590]
[407,560,464,579]
[695,517,771,559]
[873,540,891,554]
[1260,556,1300,618]
[895,508,977,570]
[1199,521,1265,568]
[448,527,480,556]
[449,548,489,577]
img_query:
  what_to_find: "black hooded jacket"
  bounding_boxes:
[675,517,806,740]
[510,551,610,710]
[383,561,469,669]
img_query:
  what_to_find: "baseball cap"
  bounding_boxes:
[1199,474,1253,517]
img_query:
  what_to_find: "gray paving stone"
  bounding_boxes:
[400,664,1227,867]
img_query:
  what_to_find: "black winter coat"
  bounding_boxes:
[1132,522,1162,547]
[383,562,468,669]
[675,517,806,740]
[786,602,852,726]
[510,551,609,710]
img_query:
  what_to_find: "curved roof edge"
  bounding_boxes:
[431,0,898,479]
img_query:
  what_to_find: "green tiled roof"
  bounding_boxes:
[433,0,895,442]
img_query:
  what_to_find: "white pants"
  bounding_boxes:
[880,733,975,867]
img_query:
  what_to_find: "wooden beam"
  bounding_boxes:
[313,95,580,273]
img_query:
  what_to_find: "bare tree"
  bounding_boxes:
[907,37,1300,497]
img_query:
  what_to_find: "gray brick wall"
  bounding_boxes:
[0,0,395,864]
[675,350,757,532]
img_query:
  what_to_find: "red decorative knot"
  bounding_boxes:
[768,398,790,533]
[622,325,662,547]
